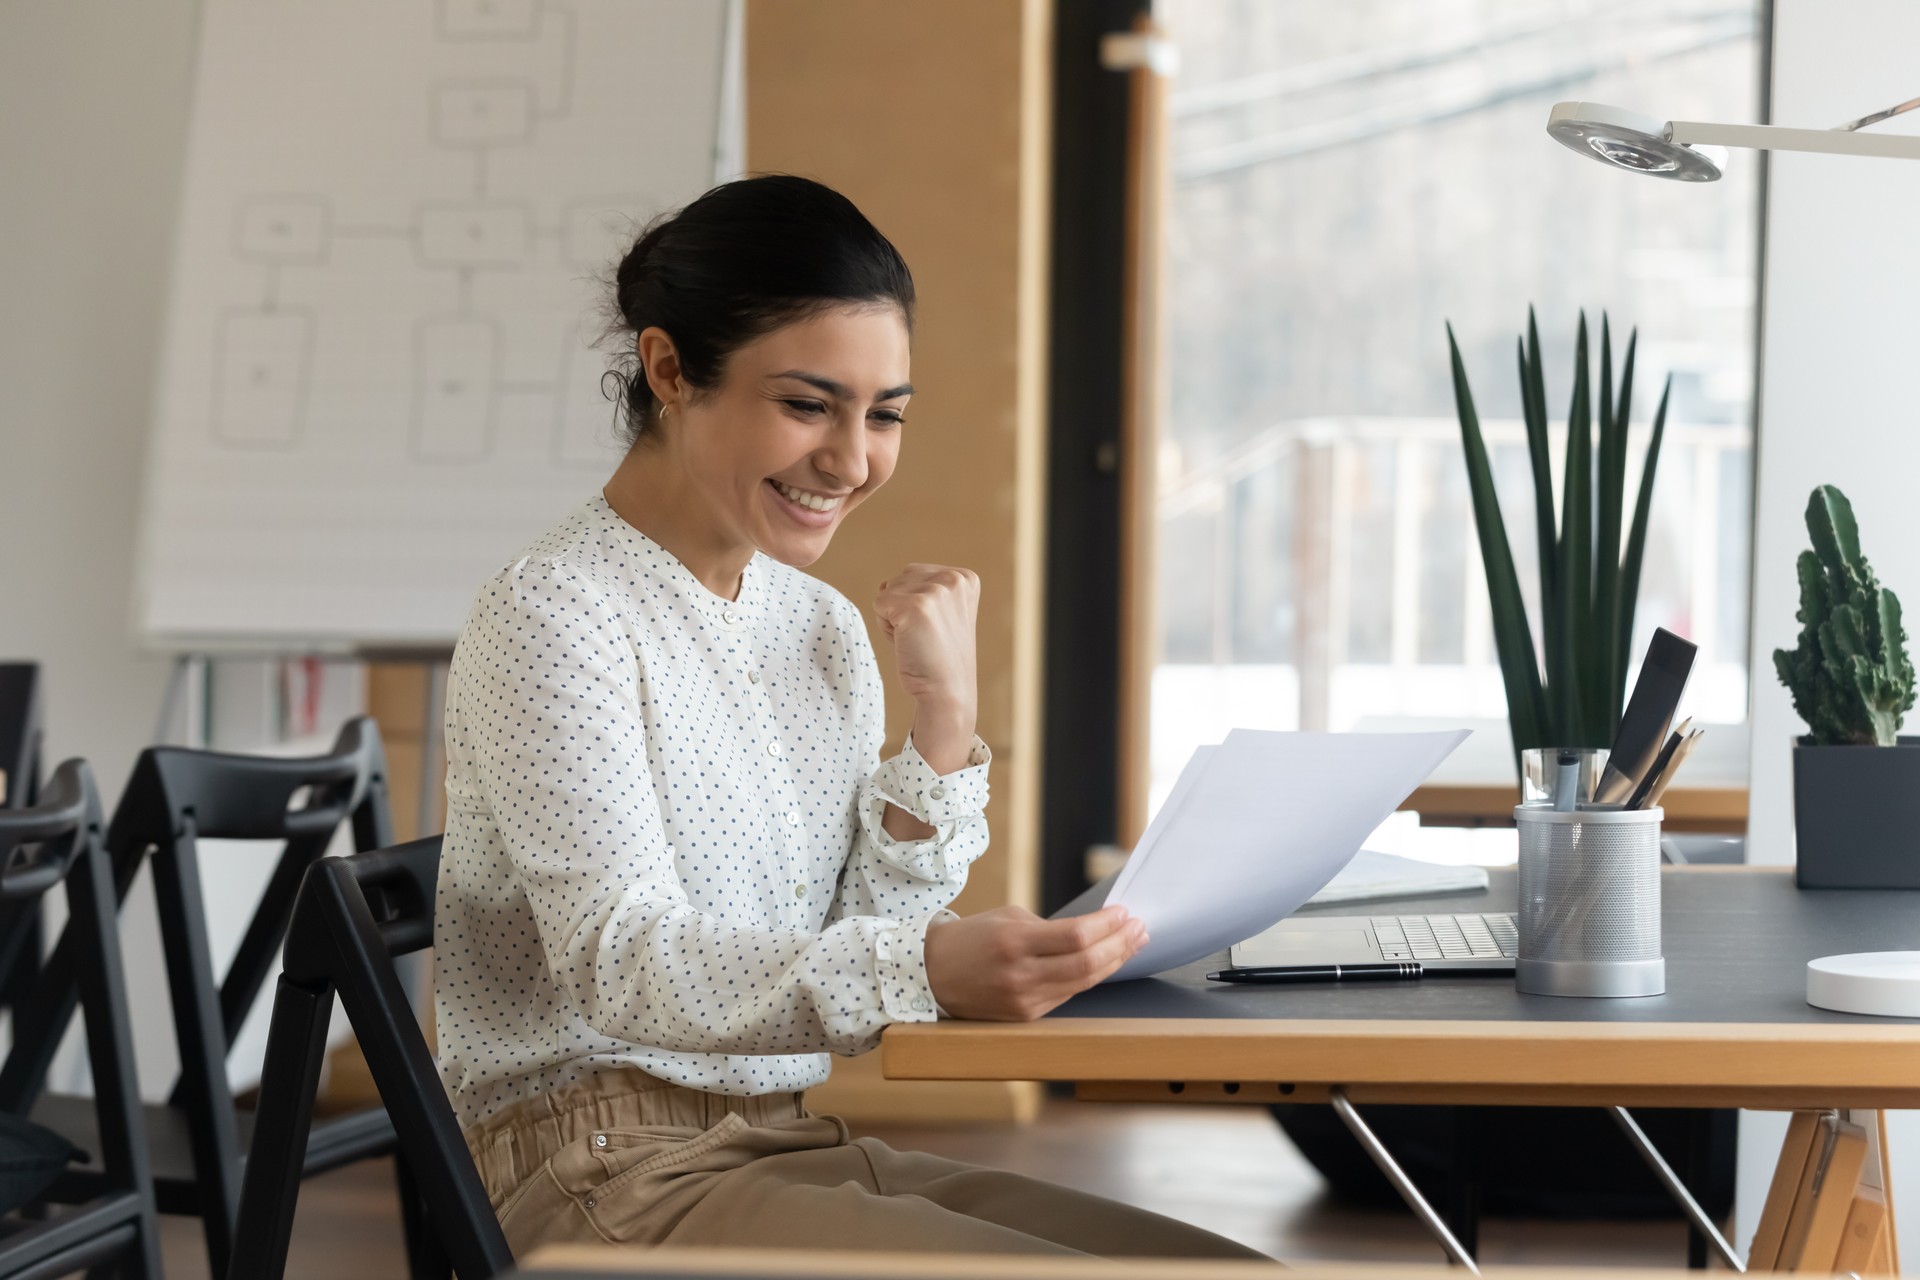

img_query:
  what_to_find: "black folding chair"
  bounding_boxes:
[0,760,162,1279]
[0,665,44,812]
[233,835,512,1280]
[0,663,46,1019]
[8,716,434,1277]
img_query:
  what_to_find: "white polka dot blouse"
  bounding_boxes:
[433,494,992,1126]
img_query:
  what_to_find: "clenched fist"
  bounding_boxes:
[874,564,980,827]
[874,564,980,710]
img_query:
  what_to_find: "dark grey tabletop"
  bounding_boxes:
[1050,867,1920,1026]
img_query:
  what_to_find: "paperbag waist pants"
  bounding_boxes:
[463,1067,1271,1260]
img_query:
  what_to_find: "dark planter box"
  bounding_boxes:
[1793,736,1920,888]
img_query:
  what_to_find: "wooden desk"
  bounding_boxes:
[1402,783,1747,834]
[515,1244,1697,1278]
[882,867,1908,1271]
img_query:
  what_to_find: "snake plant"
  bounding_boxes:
[1446,309,1672,764]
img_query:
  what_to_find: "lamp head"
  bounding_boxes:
[1547,101,1725,182]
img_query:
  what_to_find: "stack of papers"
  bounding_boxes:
[1307,849,1489,905]
[1103,728,1469,981]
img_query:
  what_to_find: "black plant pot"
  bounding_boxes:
[1793,736,1920,888]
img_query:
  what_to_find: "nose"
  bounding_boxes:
[814,414,870,492]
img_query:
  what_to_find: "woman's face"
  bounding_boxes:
[670,304,912,569]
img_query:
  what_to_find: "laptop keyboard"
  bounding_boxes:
[1371,913,1517,961]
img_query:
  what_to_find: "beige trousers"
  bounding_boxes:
[465,1068,1270,1261]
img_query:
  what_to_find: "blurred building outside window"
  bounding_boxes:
[1148,0,1761,815]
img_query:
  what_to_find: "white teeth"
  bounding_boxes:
[772,480,841,513]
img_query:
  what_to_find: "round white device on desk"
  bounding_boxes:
[1807,952,1920,1016]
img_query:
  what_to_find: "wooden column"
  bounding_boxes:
[747,0,1052,1124]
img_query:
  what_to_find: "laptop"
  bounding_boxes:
[1229,911,1518,973]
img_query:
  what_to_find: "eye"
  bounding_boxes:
[781,399,827,417]
[870,410,907,429]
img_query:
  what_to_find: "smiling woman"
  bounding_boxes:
[430,174,1262,1262]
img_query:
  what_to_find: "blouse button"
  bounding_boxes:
[748,669,761,684]
[722,609,738,626]
[793,883,807,900]
[785,810,801,827]
[768,741,784,758]
[911,995,933,1012]
[929,785,946,801]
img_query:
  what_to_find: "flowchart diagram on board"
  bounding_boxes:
[140,0,732,646]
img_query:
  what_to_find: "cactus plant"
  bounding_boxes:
[1447,309,1672,767]
[1773,485,1915,746]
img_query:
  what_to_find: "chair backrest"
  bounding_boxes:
[0,662,43,810]
[5,716,396,1125]
[0,663,47,1025]
[0,761,153,1203]
[232,835,513,1280]
[117,714,396,1065]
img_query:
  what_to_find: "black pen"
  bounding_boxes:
[1206,962,1423,984]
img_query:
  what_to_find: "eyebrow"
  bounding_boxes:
[771,370,914,402]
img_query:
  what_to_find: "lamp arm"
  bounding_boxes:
[1836,95,1920,133]
[1668,120,1920,161]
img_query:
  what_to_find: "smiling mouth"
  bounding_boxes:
[769,479,845,513]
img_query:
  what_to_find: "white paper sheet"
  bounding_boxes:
[1102,728,1469,981]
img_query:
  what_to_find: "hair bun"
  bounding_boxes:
[597,174,915,448]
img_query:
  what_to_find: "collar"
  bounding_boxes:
[587,494,760,632]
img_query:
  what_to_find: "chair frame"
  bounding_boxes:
[2,716,428,1277]
[233,835,513,1280]
[0,759,162,1280]
[0,663,46,1020]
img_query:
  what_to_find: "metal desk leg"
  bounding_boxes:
[1609,1107,1745,1272]
[1446,1107,1483,1259]
[1329,1088,1480,1273]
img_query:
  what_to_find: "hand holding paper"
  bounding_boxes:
[1101,729,1469,982]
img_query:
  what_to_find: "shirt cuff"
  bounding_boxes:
[875,734,992,826]
[875,914,943,1022]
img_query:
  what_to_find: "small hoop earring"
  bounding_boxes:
[657,404,671,425]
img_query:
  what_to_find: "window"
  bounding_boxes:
[1150,0,1762,808]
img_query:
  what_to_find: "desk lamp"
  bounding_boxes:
[1546,95,1920,181]
[1546,94,1920,1018]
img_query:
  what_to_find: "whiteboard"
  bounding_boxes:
[135,0,735,649]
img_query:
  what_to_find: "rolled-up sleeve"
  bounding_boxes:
[458,558,943,1056]
[826,614,993,1021]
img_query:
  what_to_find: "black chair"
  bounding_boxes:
[7,716,433,1277]
[0,760,162,1279]
[233,835,512,1280]
[0,665,44,811]
[0,663,46,1020]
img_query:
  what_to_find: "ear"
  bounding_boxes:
[636,327,687,410]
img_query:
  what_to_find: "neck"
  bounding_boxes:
[602,446,754,600]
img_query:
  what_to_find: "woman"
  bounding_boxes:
[434,174,1266,1260]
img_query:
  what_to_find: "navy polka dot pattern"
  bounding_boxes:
[434,495,992,1126]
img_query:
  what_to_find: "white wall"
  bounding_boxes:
[0,3,202,1093]
[0,3,196,805]
[1737,0,1920,1251]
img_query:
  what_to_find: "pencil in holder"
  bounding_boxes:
[1513,804,1665,997]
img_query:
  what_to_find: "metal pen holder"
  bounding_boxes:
[1514,803,1665,997]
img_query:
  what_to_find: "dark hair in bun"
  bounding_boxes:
[602,173,915,446]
